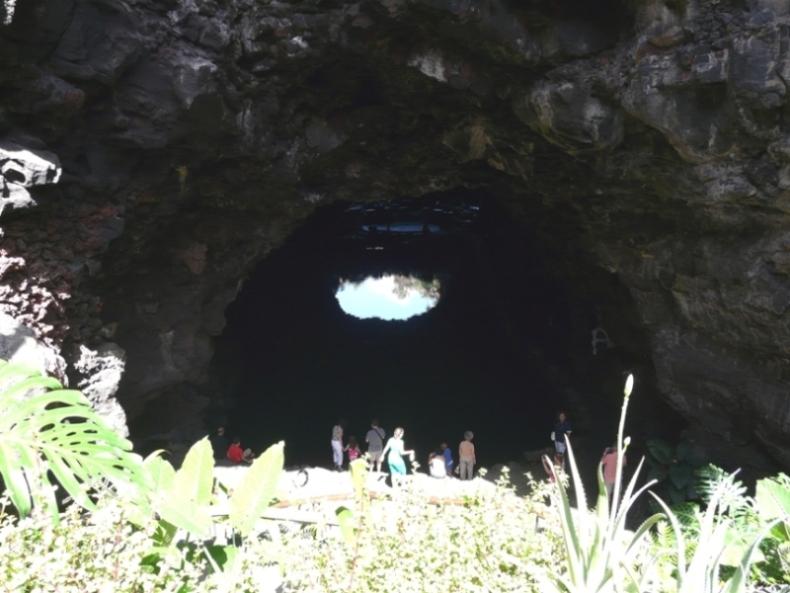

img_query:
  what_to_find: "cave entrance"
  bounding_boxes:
[208,192,683,468]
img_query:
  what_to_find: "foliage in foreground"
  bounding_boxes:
[282,464,562,593]
[1,360,788,593]
[0,359,145,519]
[0,472,562,593]
[545,374,785,593]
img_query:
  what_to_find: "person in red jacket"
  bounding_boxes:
[226,438,254,464]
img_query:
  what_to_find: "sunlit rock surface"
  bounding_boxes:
[0,0,789,466]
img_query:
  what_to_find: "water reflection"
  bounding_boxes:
[335,275,440,321]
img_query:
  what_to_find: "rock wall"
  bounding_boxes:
[0,0,788,465]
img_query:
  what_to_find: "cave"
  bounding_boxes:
[1,0,789,475]
[198,194,683,467]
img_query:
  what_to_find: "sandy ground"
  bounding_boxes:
[213,444,558,508]
[214,464,502,507]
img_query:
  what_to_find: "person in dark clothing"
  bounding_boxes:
[209,425,229,460]
[553,411,572,467]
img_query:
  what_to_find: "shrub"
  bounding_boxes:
[279,471,562,593]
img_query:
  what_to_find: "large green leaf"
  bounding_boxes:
[0,359,145,520]
[144,453,176,492]
[157,499,214,539]
[229,441,284,537]
[755,474,790,521]
[170,437,214,508]
[137,444,216,538]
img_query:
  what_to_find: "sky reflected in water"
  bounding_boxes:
[336,275,440,321]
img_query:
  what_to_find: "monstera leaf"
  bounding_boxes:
[0,359,145,520]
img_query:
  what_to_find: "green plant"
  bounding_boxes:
[543,374,665,593]
[228,440,284,537]
[545,374,773,593]
[0,359,145,520]
[654,467,790,587]
[649,470,774,593]
[138,438,216,539]
[645,438,705,504]
[755,473,790,536]
[134,439,284,539]
[751,473,789,584]
[282,471,560,593]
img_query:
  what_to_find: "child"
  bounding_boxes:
[441,442,453,477]
[429,451,447,478]
[345,436,361,464]
[458,431,476,480]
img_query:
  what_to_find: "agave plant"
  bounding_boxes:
[0,358,145,520]
[543,374,664,593]
[545,373,773,593]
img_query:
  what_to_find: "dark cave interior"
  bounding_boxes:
[203,193,684,468]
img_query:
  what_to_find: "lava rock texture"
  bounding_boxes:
[0,0,788,464]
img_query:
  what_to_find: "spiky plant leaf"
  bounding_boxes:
[0,359,144,520]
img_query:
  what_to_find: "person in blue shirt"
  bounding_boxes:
[553,411,572,468]
[441,442,454,477]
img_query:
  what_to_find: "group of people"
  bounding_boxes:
[209,425,255,464]
[331,419,478,482]
[211,409,625,500]
[426,432,476,479]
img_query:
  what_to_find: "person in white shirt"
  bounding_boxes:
[331,421,344,470]
[429,452,447,478]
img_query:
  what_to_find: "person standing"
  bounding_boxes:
[331,421,344,470]
[209,425,229,461]
[365,419,386,472]
[600,446,626,500]
[553,411,572,468]
[441,442,454,477]
[458,431,476,480]
[381,427,415,486]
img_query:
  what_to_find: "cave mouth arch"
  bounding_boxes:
[198,192,684,468]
